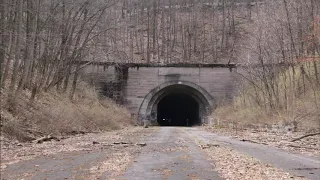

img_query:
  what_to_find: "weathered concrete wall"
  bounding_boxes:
[80,65,237,122]
[125,67,236,113]
[80,65,128,103]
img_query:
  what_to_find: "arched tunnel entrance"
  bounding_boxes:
[138,81,214,126]
[157,93,199,126]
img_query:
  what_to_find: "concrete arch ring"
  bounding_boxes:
[137,80,214,125]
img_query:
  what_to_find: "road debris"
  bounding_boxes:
[136,142,147,147]
[199,143,308,180]
[198,143,219,149]
[203,126,320,156]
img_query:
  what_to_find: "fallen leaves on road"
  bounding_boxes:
[1,127,155,170]
[203,127,320,156]
[89,152,131,179]
[152,168,173,178]
[199,143,308,180]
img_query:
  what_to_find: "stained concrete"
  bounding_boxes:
[80,66,237,124]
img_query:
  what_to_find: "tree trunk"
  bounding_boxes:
[221,0,226,50]
[0,0,6,87]
[70,62,80,100]
[8,0,23,109]
[17,0,36,93]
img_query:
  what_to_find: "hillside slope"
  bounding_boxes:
[0,81,133,142]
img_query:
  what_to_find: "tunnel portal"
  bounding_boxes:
[157,93,199,126]
[139,81,215,126]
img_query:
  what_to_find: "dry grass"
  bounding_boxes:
[211,90,320,131]
[0,81,133,142]
[210,62,320,131]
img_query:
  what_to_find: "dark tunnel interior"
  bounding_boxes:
[157,93,200,126]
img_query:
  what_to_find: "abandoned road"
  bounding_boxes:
[119,127,222,180]
[1,127,319,180]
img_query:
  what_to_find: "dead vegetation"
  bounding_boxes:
[208,0,320,132]
[203,126,320,156]
[1,127,156,179]
[199,144,307,180]
[0,0,135,143]
[0,81,133,142]
[211,91,320,131]
[207,64,320,157]
[210,63,320,132]
[1,126,153,165]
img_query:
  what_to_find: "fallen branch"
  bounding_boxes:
[240,139,268,145]
[33,134,59,144]
[109,142,146,147]
[113,142,132,145]
[290,132,320,142]
[136,143,147,147]
[199,143,219,149]
[287,144,320,150]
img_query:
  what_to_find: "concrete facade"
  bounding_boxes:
[80,65,237,124]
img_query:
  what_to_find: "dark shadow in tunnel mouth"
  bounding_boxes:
[157,93,200,127]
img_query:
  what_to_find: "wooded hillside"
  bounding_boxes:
[0,0,319,130]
